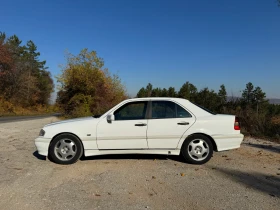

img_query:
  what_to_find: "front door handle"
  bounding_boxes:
[135,123,147,126]
[177,122,189,125]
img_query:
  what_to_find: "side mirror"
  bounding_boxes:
[107,114,115,123]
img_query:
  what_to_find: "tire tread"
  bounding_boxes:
[181,134,213,165]
[48,133,83,165]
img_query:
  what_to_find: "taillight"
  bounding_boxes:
[234,117,240,130]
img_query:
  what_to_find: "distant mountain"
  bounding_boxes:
[268,98,280,104]
[227,97,280,105]
[226,96,239,102]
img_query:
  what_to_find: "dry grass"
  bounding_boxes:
[0,98,58,117]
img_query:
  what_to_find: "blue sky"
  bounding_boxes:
[1,0,280,98]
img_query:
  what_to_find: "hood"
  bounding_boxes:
[44,116,98,127]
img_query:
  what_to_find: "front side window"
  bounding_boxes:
[152,101,192,119]
[114,101,148,121]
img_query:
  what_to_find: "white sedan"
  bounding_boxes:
[35,98,243,165]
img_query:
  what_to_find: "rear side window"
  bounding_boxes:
[176,104,192,118]
[152,101,192,119]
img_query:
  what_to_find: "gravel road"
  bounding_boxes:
[0,117,279,210]
[0,113,60,123]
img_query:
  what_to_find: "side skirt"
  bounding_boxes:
[84,149,181,157]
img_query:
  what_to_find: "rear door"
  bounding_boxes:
[147,100,195,149]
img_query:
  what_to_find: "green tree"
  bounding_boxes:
[0,32,53,107]
[151,88,162,97]
[161,88,168,97]
[218,84,227,103]
[253,86,268,115]
[218,84,227,112]
[253,87,266,103]
[136,87,147,98]
[146,83,153,97]
[241,82,267,110]
[196,88,219,112]
[56,49,127,117]
[2,35,24,101]
[167,87,177,97]
[242,82,255,104]
[178,81,197,101]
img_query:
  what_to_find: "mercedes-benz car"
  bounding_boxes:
[35,98,243,165]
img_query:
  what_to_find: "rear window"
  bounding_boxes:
[191,102,216,115]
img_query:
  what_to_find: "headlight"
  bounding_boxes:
[39,129,45,136]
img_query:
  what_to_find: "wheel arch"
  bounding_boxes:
[182,133,218,152]
[48,132,85,156]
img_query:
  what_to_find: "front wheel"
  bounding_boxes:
[181,134,213,164]
[49,134,83,165]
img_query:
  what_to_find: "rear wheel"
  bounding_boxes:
[49,134,83,165]
[181,134,213,164]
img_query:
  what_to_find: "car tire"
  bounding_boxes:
[48,133,83,165]
[181,134,213,165]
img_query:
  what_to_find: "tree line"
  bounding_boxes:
[1,33,278,141]
[137,83,229,113]
[0,32,54,115]
[137,82,280,140]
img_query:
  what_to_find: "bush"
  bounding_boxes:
[56,49,127,117]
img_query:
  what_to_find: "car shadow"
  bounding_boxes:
[210,166,280,198]
[33,151,46,161]
[32,150,186,163]
[243,142,280,154]
[81,153,186,163]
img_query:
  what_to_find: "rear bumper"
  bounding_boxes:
[35,137,52,156]
[212,134,244,151]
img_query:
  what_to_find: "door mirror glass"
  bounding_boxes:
[107,114,115,123]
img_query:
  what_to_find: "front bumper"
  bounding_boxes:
[35,137,52,156]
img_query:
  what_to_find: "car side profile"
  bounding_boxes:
[35,98,244,165]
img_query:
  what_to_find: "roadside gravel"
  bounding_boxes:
[0,117,279,210]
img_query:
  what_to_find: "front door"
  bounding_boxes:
[96,101,149,149]
[147,100,195,149]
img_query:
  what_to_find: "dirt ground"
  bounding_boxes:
[0,117,279,210]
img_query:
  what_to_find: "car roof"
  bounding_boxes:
[101,97,212,118]
[121,97,212,117]
[123,97,189,102]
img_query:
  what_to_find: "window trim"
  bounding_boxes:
[113,101,149,121]
[148,100,193,120]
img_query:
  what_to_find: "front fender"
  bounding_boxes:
[43,122,98,150]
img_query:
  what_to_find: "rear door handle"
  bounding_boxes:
[135,123,147,126]
[177,122,189,125]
